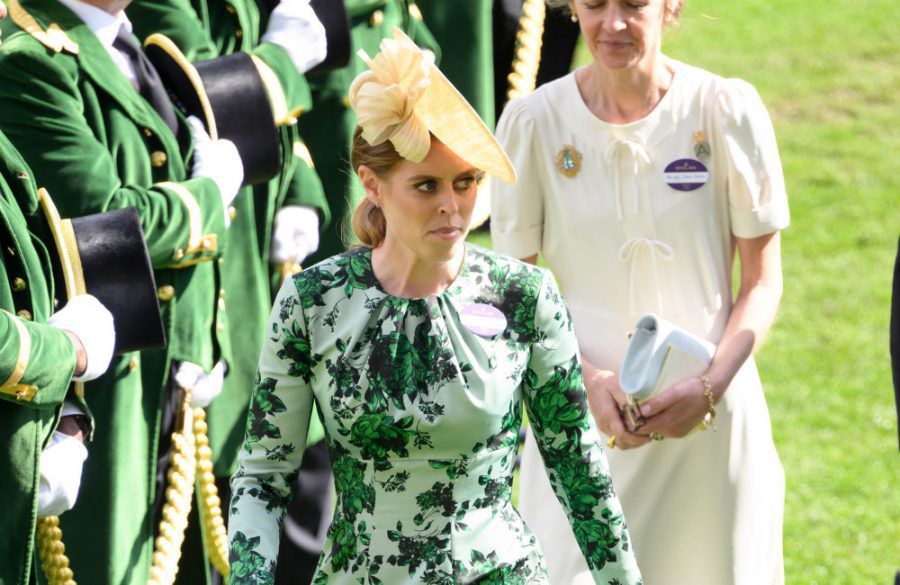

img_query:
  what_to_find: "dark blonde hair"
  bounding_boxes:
[548,0,684,25]
[348,126,407,248]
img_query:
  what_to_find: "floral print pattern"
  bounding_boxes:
[228,246,642,584]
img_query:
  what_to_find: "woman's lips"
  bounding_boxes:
[430,226,462,240]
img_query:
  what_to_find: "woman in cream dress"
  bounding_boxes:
[491,1,788,583]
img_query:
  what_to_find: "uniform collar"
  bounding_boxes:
[54,0,131,50]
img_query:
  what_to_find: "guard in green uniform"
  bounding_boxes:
[0,1,242,583]
[126,2,331,582]
[0,123,117,585]
[128,0,331,482]
[302,0,439,265]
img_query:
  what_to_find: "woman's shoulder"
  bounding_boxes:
[501,72,579,128]
[290,247,379,302]
[672,60,767,113]
[465,244,550,293]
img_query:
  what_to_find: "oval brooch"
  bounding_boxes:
[556,145,582,178]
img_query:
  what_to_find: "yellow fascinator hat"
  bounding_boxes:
[348,28,516,184]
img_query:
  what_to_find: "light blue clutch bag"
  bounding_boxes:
[619,314,716,430]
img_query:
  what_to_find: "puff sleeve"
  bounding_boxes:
[715,79,790,238]
[490,98,546,259]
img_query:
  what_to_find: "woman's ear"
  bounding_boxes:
[357,165,382,208]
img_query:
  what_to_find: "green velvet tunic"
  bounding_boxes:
[127,0,332,478]
[0,2,230,583]
[228,246,643,584]
[0,132,79,585]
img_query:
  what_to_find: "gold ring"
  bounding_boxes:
[650,432,664,441]
[606,436,617,448]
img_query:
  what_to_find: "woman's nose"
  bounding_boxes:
[437,186,460,215]
[602,3,628,33]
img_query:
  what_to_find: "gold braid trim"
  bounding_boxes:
[193,408,230,578]
[36,516,77,585]
[148,391,196,585]
[506,0,547,103]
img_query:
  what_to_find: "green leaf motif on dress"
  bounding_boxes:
[277,320,322,382]
[345,413,416,459]
[524,357,590,440]
[244,377,285,451]
[229,532,276,585]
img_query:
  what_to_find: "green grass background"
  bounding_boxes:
[473,1,900,582]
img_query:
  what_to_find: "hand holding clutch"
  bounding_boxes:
[619,314,715,433]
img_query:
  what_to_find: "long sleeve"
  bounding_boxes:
[0,46,225,269]
[522,271,643,584]
[0,310,76,409]
[228,276,318,584]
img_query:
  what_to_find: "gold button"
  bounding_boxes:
[157,285,175,302]
[201,237,213,250]
[143,128,153,137]
[216,323,225,333]
[16,389,28,400]
[12,277,27,292]
[174,249,185,260]
[16,309,32,321]
[129,357,139,371]
[151,151,167,168]
[228,206,237,221]
[341,95,351,109]
[217,298,226,311]
[408,3,423,21]
[225,3,236,13]
[370,9,384,27]
[235,29,243,39]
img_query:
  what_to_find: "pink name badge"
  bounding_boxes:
[664,158,709,191]
[460,303,507,338]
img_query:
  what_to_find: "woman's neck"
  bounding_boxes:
[371,240,465,299]
[577,56,675,124]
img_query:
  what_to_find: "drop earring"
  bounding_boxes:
[570,12,578,23]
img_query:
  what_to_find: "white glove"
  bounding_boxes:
[261,0,328,75]
[187,116,244,219]
[38,415,89,518]
[270,205,320,265]
[47,294,114,382]
[174,360,226,409]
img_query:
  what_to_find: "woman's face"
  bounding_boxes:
[360,140,481,264]
[573,0,669,72]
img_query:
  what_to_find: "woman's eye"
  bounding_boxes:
[415,181,436,193]
[453,177,476,191]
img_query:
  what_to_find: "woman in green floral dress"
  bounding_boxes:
[227,29,643,585]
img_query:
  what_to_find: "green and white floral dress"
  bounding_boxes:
[227,245,642,585]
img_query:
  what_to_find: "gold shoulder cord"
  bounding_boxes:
[193,408,229,578]
[37,516,76,585]
[148,390,196,585]
[506,0,547,104]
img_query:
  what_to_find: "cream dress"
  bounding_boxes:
[491,63,788,585]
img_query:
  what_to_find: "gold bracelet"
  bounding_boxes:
[698,374,717,432]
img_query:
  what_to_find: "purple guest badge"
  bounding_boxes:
[460,303,507,338]
[664,158,709,191]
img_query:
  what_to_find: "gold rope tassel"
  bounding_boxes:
[148,390,196,585]
[193,408,230,578]
[506,0,547,103]
[36,516,77,585]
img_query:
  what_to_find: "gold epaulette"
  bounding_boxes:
[8,0,78,54]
